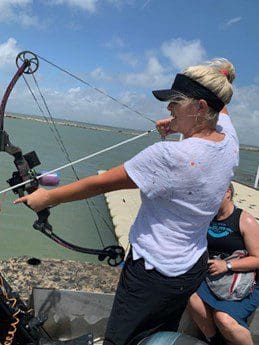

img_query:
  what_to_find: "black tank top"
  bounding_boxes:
[207,207,259,283]
[207,207,245,257]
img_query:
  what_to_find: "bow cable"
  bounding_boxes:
[35,53,157,125]
[24,69,109,249]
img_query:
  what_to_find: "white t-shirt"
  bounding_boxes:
[124,113,239,277]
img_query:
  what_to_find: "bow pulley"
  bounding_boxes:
[16,51,39,74]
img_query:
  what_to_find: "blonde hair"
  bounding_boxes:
[183,58,235,105]
[168,91,219,125]
[169,58,235,127]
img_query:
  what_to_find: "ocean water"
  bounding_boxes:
[0,116,258,263]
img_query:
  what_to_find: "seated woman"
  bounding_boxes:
[188,183,259,345]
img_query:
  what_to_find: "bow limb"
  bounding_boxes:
[33,207,125,267]
[0,51,39,130]
[0,61,28,129]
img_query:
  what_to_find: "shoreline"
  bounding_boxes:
[5,112,259,151]
[5,112,145,137]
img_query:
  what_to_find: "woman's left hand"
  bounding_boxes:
[208,259,228,276]
[14,187,51,212]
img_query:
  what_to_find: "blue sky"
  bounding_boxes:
[0,0,258,145]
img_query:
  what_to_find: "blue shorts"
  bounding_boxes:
[197,280,259,329]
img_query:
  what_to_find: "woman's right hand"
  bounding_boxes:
[208,259,228,276]
[156,118,176,139]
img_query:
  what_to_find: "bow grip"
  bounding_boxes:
[33,208,53,233]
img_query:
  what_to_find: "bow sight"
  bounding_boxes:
[6,150,41,195]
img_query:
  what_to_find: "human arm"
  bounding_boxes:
[208,211,259,275]
[14,164,137,212]
[228,211,259,271]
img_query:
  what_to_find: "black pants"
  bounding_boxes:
[103,249,208,345]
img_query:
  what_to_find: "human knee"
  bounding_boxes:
[188,293,206,312]
[214,311,237,332]
[189,293,201,306]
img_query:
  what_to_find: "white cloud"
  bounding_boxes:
[0,38,20,69]
[223,16,242,28]
[105,0,140,8]
[90,67,111,81]
[47,0,142,13]
[122,56,170,89]
[118,53,138,67]
[18,12,39,26]
[6,78,163,130]
[2,34,257,146]
[142,0,151,9]
[161,38,206,70]
[0,0,39,26]
[119,37,207,89]
[7,64,259,145]
[230,84,259,146]
[104,37,125,49]
[0,0,31,11]
[48,0,98,12]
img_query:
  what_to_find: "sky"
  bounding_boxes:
[0,0,258,146]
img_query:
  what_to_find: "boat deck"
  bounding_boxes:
[103,180,259,344]
[103,180,259,251]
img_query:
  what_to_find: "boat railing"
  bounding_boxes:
[254,164,259,189]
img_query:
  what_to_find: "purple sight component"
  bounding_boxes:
[38,171,61,186]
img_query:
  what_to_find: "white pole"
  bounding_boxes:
[254,165,259,189]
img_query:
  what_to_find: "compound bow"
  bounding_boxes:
[0,51,125,267]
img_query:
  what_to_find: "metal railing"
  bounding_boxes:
[254,165,259,189]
